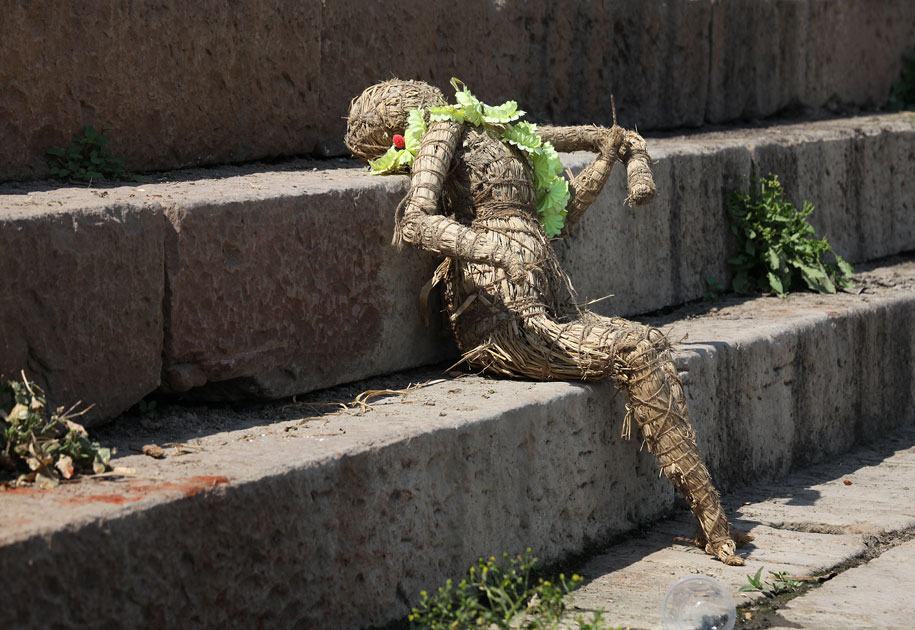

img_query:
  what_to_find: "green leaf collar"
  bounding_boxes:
[369,78,568,238]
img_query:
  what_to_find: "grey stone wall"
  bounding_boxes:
[2,0,913,180]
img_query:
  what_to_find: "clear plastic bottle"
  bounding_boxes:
[659,575,736,630]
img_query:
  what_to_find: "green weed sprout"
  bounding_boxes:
[1,373,112,488]
[726,174,853,297]
[739,567,804,599]
[408,550,617,629]
[46,125,137,183]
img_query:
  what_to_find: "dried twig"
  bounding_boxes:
[285,378,446,419]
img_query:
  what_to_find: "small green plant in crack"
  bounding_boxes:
[0,373,113,488]
[739,567,804,599]
[703,276,725,301]
[726,174,854,297]
[137,398,158,417]
[888,48,915,111]
[46,125,139,183]
[408,550,618,629]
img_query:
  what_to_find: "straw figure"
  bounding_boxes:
[345,79,751,565]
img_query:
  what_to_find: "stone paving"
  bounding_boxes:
[768,538,915,630]
[562,421,915,629]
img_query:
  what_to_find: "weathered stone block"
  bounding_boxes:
[160,169,451,397]
[555,142,751,318]
[2,115,911,419]
[748,119,915,264]
[706,0,810,122]
[0,1,322,180]
[658,275,915,490]
[804,0,915,111]
[707,0,915,123]
[772,538,915,629]
[0,199,164,424]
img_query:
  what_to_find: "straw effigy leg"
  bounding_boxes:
[618,327,750,565]
[465,314,752,564]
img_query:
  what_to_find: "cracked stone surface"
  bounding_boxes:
[768,538,915,630]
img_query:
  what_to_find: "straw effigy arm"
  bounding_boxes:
[539,125,625,235]
[397,120,528,283]
[537,124,609,153]
[619,130,655,207]
[539,125,656,236]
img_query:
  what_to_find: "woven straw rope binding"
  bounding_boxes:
[346,79,751,565]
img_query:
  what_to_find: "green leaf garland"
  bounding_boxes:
[501,121,542,153]
[403,108,427,154]
[369,78,569,238]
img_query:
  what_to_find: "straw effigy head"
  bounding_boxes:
[345,79,445,161]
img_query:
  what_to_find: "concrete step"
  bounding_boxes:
[3,1,914,179]
[1,258,913,629]
[564,420,915,629]
[1,114,913,425]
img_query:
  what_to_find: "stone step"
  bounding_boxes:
[3,1,914,179]
[1,258,913,629]
[1,114,913,424]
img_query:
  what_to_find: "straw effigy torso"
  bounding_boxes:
[438,126,577,365]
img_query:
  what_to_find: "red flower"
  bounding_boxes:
[392,134,406,149]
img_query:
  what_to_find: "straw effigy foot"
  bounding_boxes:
[703,535,743,566]
[705,525,756,565]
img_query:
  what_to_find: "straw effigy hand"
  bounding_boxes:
[536,124,656,235]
